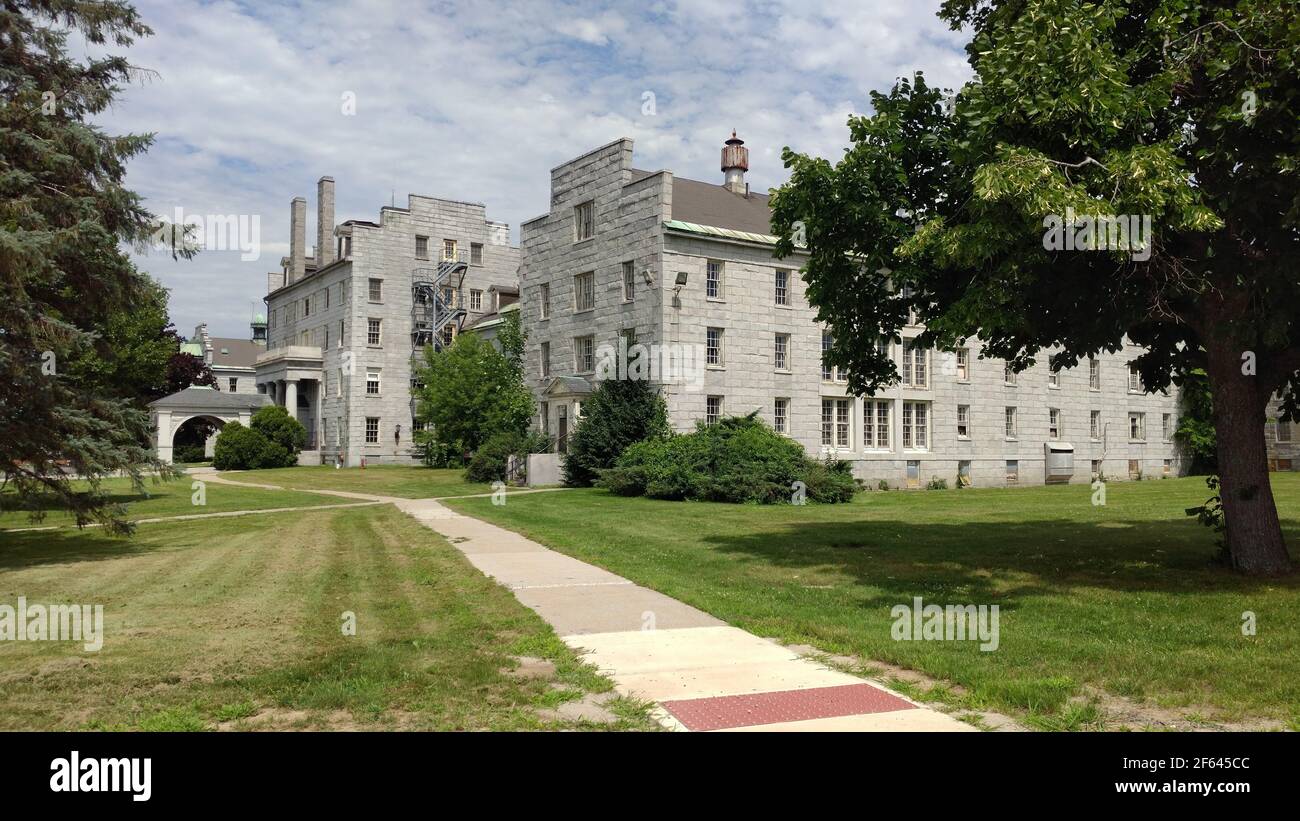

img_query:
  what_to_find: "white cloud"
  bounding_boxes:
[93,0,971,338]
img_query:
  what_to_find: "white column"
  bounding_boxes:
[284,379,297,414]
[155,411,173,464]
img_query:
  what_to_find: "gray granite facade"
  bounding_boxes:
[520,136,1186,487]
[260,177,519,465]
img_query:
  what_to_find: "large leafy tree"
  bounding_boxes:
[772,0,1298,575]
[413,316,534,459]
[0,0,185,532]
[64,275,215,402]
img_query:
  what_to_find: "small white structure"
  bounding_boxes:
[148,386,271,464]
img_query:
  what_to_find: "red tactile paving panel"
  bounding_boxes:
[661,684,916,731]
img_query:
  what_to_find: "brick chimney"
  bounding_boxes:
[317,176,335,268]
[289,196,306,283]
[721,130,749,195]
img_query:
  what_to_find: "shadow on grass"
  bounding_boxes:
[694,514,1300,606]
[0,528,148,570]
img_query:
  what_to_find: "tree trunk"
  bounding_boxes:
[1203,340,1293,575]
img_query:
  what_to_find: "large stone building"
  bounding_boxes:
[519,135,1185,487]
[256,177,520,465]
[186,320,266,395]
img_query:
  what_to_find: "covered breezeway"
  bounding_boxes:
[148,386,272,464]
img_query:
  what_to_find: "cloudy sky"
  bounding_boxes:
[99,0,972,339]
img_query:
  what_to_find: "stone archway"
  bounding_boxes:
[147,386,272,464]
[171,414,226,463]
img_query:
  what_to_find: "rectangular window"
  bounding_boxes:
[1279,420,1294,443]
[1092,459,1102,478]
[1091,410,1101,440]
[365,417,379,444]
[1129,459,1141,479]
[1162,413,1173,441]
[1128,363,1142,393]
[1089,356,1101,390]
[1049,408,1061,440]
[575,335,595,373]
[1130,412,1146,441]
[706,260,723,299]
[338,319,345,347]
[442,239,457,261]
[957,404,970,439]
[822,332,833,381]
[470,289,483,311]
[774,333,790,371]
[324,326,329,349]
[1004,363,1017,386]
[1163,459,1172,476]
[902,401,928,450]
[906,460,920,488]
[864,400,890,449]
[774,398,789,435]
[622,261,635,302]
[1005,406,1018,439]
[1048,367,1061,388]
[415,235,429,259]
[540,402,549,436]
[902,342,928,388]
[366,370,380,396]
[303,296,311,317]
[573,271,595,312]
[956,348,969,381]
[706,327,723,367]
[821,399,850,448]
[1006,460,1019,484]
[539,283,550,319]
[228,377,238,392]
[540,341,550,379]
[574,201,595,241]
[706,395,723,426]
[958,461,971,487]
[440,324,455,348]
[336,368,343,397]
[367,318,381,346]
[775,269,789,306]
[368,278,383,302]
[470,242,483,265]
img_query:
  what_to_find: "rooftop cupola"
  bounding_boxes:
[721,130,749,195]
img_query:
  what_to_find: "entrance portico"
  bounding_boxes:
[255,345,325,459]
[148,387,272,464]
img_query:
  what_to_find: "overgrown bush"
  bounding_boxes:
[250,405,307,456]
[563,376,669,487]
[212,421,292,470]
[597,414,858,504]
[465,430,551,484]
[926,476,948,490]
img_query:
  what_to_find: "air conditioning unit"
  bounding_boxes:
[1045,442,1074,484]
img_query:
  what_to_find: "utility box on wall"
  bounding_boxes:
[1045,442,1075,484]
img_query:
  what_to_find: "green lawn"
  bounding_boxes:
[214,465,499,499]
[0,506,656,731]
[1,476,342,531]
[447,474,1300,729]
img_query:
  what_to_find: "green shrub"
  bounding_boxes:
[563,377,670,487]
[877,479,890,491]
[465,430,550,484]
[212,421,294,470]
[597,414,858,504]
[250,405,307,456]
[173,444,209,464]
[926,476,948,490]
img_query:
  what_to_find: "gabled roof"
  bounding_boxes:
[208,338,262,369]
[543,376,593,397]
[629,168,775,235]
[148,386,272,411]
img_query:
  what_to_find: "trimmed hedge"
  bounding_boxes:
[597,414,858,504]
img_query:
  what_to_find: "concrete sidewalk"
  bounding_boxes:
[197,471,973,731]
[394,497,973,732]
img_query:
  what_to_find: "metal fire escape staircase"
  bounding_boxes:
[410,251,469,420]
